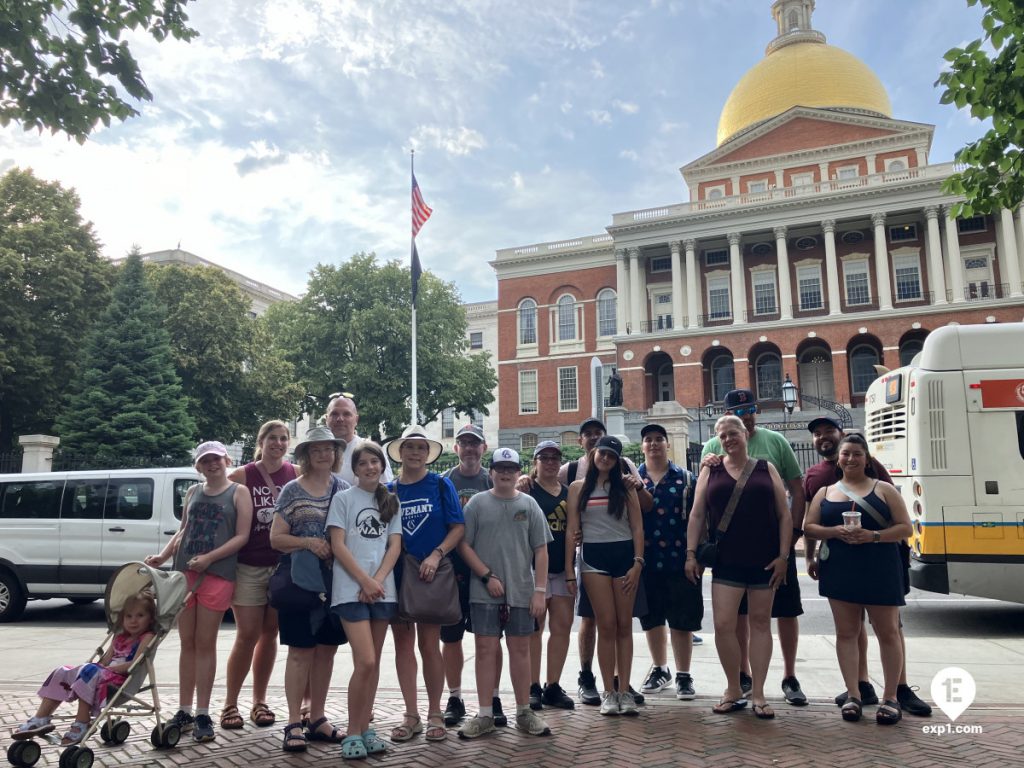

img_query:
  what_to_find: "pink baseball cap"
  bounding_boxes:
[193,441,229,465]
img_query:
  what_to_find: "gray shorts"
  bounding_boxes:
[470,603,535,637]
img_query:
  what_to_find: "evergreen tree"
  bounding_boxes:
[56,253,195,466]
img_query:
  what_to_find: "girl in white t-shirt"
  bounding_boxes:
[327,441,403,760]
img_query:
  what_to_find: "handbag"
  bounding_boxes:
[696,459,757,568]
[398,551,461,625]
[267,550,330,611]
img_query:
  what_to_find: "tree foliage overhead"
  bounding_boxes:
[0,167,113,451]
[55,252,194,464]
[0,1,198,142]
[266,252,497,441]
[936,0,1024,216]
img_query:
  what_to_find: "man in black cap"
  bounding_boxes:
[803,417,932,717]
[701,388,807,706]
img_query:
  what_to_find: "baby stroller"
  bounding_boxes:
[6,562,189,768]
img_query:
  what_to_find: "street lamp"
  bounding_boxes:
[704,401,716,440]
[781,374,798,422]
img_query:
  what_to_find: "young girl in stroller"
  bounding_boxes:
[12,593,157,746]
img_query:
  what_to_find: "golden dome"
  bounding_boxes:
[716,41,892,146]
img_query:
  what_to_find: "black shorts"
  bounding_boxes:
[639,569,703,632]
[440,553,473,643]
[713,563,773,590]
[736,551,803,617]
[278,607,347,649]
[580,540,634,578]
[577,563,649,619]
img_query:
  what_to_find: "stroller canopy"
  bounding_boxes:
[104,562,188,633]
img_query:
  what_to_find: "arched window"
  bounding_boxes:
[899,340,924,367]
[597,289,617,337]
[850,345,880,394]
[755,353,783,401]
[520,433,538,453]
[557,295,577,342]
[518,299,537,345]
[710,355,735,402]
[788,10,799,30]
[560,430,578,447]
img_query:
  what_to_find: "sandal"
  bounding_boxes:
[752,703,775,720]
[282,722,307,752]
[841,697,863,722]
[250,702,276,727]
[60,721,89,746]
[341,734,367,760]
[713,698,748,714]
[300,706,311,730]
[390,713,423,743]
[361,728,388,755]
[13,717,55,741]
[877,699,902,725]
[306,716,344,743]
[220,704,244,730]
[425,712,446,742]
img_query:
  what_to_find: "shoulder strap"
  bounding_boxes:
[254,461,280,503]
[567,460,579,484]
[715,458,757,534]
[835,480,890,528]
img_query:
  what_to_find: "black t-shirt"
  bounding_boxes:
[530,483,569,575]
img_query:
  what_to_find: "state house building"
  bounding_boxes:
[491,0,1024,451]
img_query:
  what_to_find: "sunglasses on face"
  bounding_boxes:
[729,406,757,417]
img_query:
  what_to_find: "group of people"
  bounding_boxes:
[11,388,933,758]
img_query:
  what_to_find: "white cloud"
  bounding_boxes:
[587,110,612,125]
[590,59,606,79]
[413,126,487,156]
[620,149,638,161]
[613,99,639,114]
[511,171,525,190]
[560,101,573,114]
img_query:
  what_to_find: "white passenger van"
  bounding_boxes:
[0,467,200,621]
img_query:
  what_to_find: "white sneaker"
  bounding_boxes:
[515,709,551,736]
[457,715,495,740]
[599,691,619,716]
[618,690,639,716]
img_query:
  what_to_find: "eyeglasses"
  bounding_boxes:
[729,406,757,417]
[536,454,561,462]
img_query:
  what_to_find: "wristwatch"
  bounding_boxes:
[481,570,494,585]
[872,531,881,543]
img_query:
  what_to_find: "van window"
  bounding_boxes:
[62,479,108,519]
[0,480,64,519]
[174,478,201,521]
[106,479,154,521]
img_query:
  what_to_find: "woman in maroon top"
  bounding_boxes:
[221,420,298,730]
[685,416,791,719]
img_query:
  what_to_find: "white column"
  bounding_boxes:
[670,241,684,330]
[942,207,965,303]
[822,219,842,315]
[924,206,947,304]
[615,249,629,333]
[1017,206,1024,286]
[728,232,746,325]
[629,248,643,332]
[872,212,893,310]
[774,225,793,320]
[1001,208,1023,296]
[685,238,699,329]
[819,162,830,186]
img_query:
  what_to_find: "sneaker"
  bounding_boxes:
[457,715,495,740]
[781,676,808,706]
[641,666,672,693]
[739,671,753,698]
[577,669,600,706]
[692,634,704,646]
[541,682,575,710]
[612,675,645,705]
[170,710,195,733]
[675,672,696,700]
[515,709,551,736]
[599,691,619,716]
[492,697,508,727]
[897,684,933,717]
[443,695,466,726]
[835,681,880,707]
[618,690,639,716]
[529,683,543,711]
[193,714,215,743]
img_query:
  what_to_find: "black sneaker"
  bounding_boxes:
[675,673,695,700]
[170,710,195,733]
[541,682,575,710]
[577,670,600,706]
[836,681,880,707]
[492,696,508,727]
[692,634,703,646]
[782,676,808,706]
[739,671,753,698]
[897,684,932,717]
[613,676,645,706]
[192,714,215,743]
[443,695,466,726]
[529,683,543,711]
[641,666,672,693]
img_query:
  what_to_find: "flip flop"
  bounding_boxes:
[713,698,748,714]
[752,703,775,719]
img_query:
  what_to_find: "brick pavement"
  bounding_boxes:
[3,684,1021,768]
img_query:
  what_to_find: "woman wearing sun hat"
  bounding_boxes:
[384,425,465,744]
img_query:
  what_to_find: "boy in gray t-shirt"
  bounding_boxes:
[456,448,552,741]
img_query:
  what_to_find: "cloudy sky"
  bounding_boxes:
[1,0,988,303]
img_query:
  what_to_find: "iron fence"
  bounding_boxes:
[0,450,23,473]
[686,441,819,474]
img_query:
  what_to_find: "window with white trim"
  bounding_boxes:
[471,410,484,430]
[556,294,577,342]
[893,253,923,301]
[557,366,578,412]
[704,248,729,266]
[884,158,907,172]
[837,165,859,180]
[843,260,871,305]
[755,353,783,401]
[442,408,454,438]
[651,292,672,330]
[707,276,731,319]
[469,331,483,349]
[889,224,918,242]
[752,271,778,315]
[850,346,880,394]
[706,185,726,200]
[791,172,814,188]
[957,216,987,234]
[520,433,538,452]
[518,299,537,346]
[747,180,768,194]
[796,264,823,310]
[597,288,617,337]
[518,370,538,414]
[560,431,578,446]
[649,257,671,272]
[710,355,735,402]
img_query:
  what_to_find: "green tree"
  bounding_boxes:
[266,252,496,440]
[0,1,198,142]
[55,253,194,465]
[936,0,1024,216]
[146,261,304,443]
[0,167,113,450]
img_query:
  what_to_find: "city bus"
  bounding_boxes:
[863,322,1024,603]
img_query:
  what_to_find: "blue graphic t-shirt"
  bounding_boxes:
[390,473,464,559]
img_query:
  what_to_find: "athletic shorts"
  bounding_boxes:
[278,607,347,648]
[639,569,703,632]
[546,571,572,599]
[737,550,803,617]
[332,601,397,623]
[580,540,634,578]
[185,570,234,612]
[232,563,275,607]
[470,604,535,638]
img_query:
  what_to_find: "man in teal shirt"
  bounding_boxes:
[701,388,807,706]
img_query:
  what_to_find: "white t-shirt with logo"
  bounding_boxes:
[326,485,402,606]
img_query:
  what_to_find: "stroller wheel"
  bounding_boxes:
[71,747,93,768]
[151,724,180,750]
[111,721,130,745]
[8,740,40,767]
[99,722,112,744]
[57,747,76,768]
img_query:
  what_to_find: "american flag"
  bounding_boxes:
[412,172,432,237]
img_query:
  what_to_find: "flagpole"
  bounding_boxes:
[410,149,418,425]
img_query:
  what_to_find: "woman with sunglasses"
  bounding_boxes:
[804,434,912,725]
[565,436,644,716]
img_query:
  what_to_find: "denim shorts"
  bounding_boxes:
[469,603,535,637]
[332,601,398,623]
